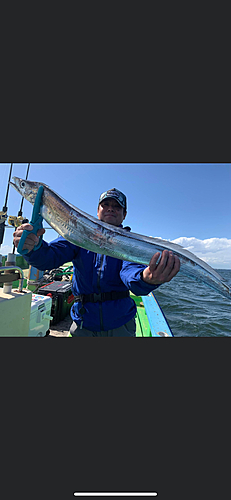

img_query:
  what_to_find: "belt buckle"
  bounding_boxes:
[93,293,102,303]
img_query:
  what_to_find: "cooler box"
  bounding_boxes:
[37,281,75,325]
[28,294,53,337]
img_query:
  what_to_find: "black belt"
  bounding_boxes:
[74,290,130,304]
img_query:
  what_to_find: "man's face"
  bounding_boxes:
[97,198,126,227]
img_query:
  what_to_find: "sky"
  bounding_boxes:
[0,163,230,269]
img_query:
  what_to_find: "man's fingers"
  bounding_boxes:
[149,252,161,273]
[142,251,181,285]
[37,228,46,237]
[161,251,175,277]
[149,250,171,275]
[13,224,45,251]
[156,250,172,275]
[164,256,181,282]
[19,223,34,232]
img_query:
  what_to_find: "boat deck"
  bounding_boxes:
[1,259,173,337]
[48,315,72,337]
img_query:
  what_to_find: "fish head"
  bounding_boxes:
[10,177,46,205]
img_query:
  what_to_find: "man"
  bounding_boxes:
[13,188,180,337]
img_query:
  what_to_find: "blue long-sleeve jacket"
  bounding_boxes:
[23,235,159,331]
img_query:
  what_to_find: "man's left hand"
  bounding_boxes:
[142,250,180,285]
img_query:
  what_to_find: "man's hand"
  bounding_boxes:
[142,250,180,285]
[13,224,46,253]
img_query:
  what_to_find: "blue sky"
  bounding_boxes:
[0,163,231,268]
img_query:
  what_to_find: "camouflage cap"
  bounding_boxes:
[99,188,127,211]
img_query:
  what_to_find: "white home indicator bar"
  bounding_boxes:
[73,494,158,497]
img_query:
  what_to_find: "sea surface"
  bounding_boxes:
[153,269,231,337]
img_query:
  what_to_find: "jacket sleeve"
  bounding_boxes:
[22,236,79,271]
[120,260,160,296]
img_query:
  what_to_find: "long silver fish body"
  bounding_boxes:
[10,177,231,301]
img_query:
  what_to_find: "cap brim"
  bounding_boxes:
[99,195,125,208]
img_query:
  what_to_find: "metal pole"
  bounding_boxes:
[18,163,30,216]
[13,163,31,254]
[4,163,13,210]
[0,163,13,248]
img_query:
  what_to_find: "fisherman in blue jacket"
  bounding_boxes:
[13,188,180,336]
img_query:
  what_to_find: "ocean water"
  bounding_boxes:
[153,269,231,337]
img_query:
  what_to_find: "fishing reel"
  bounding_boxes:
[8,216,28,228]
[0,211,8,224]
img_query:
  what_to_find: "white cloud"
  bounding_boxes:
[171,237,231,269]
[0,244,14,256]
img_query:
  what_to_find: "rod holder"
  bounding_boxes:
[0,266,24,293]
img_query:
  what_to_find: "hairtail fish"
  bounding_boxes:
[10,177,231,301]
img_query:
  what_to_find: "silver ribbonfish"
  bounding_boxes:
[10,177,231,301]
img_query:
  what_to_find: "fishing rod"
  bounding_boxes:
[18,162,30,219]
[12,163,31,254]
[0,163,13,249]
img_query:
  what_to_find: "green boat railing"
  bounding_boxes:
[130,293,152,337]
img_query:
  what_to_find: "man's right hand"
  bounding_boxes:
[13,224,46,253]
